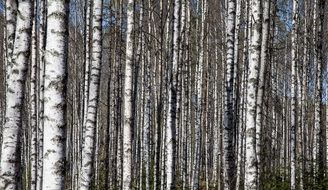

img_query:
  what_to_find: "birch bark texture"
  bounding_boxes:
[165,0,180,188]
[80,0,103,189]
[0,1,33,189]
[290,0,298,189]
[193,0,206,188]
[256,0,270,180]
[245,0,261,189]
[37,0,46,189]
[122,0,134,189]
[223,0,236,189]
[30,3,38,188]
[42,0,69,189]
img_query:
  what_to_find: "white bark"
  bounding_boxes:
[4,0,16,68]
[42,0,69,189]
[236,5,249,187]
[0,1,33,189]
[37,1,46,189]
[165,0,180,188]
[30,3,38,189]
[144,1,151,189]
[312,0,319,177]
[290,0,298,189]
[193,0,206,188]
[122,0,134,189]
[80,0,103,189]
[223,0,236,189]
[213,27,219,187]
[83,0,91,127]
[233,0,241,130]
[244,0,261,189]
[255,0,270,182]
[301,0,308,186]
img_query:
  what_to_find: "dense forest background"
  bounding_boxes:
[0,0,328,190]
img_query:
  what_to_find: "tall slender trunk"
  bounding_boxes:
[290,0,298,189]
[0,1,33,189]
[256,0,270,185]
[36,0,46,189]
[80,0,103,189]
[223,0,236,189]
[143,1,151,189]
[316,0,325,182]
[122,0,134,189]
[244,0,261,189]
[301,1,308,186]
[165,0,180,188]
[83,0,91,127]
[30,2,38,188]
[42,0,69,188]
[312,0,320,180]
[193,0,206,188]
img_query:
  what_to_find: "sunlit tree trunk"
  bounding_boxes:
[37,0,46,189]
[290,0,298,189]
[80,0,103,189]
[244,0,261,189]
[42,0,69,189]
[122,0,134,189]
[30,2,38,188]
[0,1,33,189]
[82,0,91,127]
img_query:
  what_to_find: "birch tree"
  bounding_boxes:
[245,0,261,189]
[256,0,270,182]
[122,0,134,189]
[30,2,38,188]
[37,0,46,188]
[83,0,91,127]
[42,0,69,189]
[0,1,33,189]
[165,0,180,188]
[80,0,103,189]
[193,0,206,188]
[223,0,236,189]
[290,0,298,189]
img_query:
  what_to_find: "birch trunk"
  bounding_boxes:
[122,0,134,189]
[30,3,38,188]
[301,0,308,185]
[165,0,180,188]
[80,0,103,189]
[244,0,261,189]
[0,1,33,189]
[256,0,270,184]
[144,1,151,189]
[4,0,16,70]
[316,0,325,181]
[42,0,69,189]
[83,0,91,127]
[290,0,298,189]
[312,0,320,178]
[236,4,249,187]
[37,0,46,189]
[223,0,236,189]
[193,0,206,188]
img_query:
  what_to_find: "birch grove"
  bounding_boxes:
[0,0,328,189]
